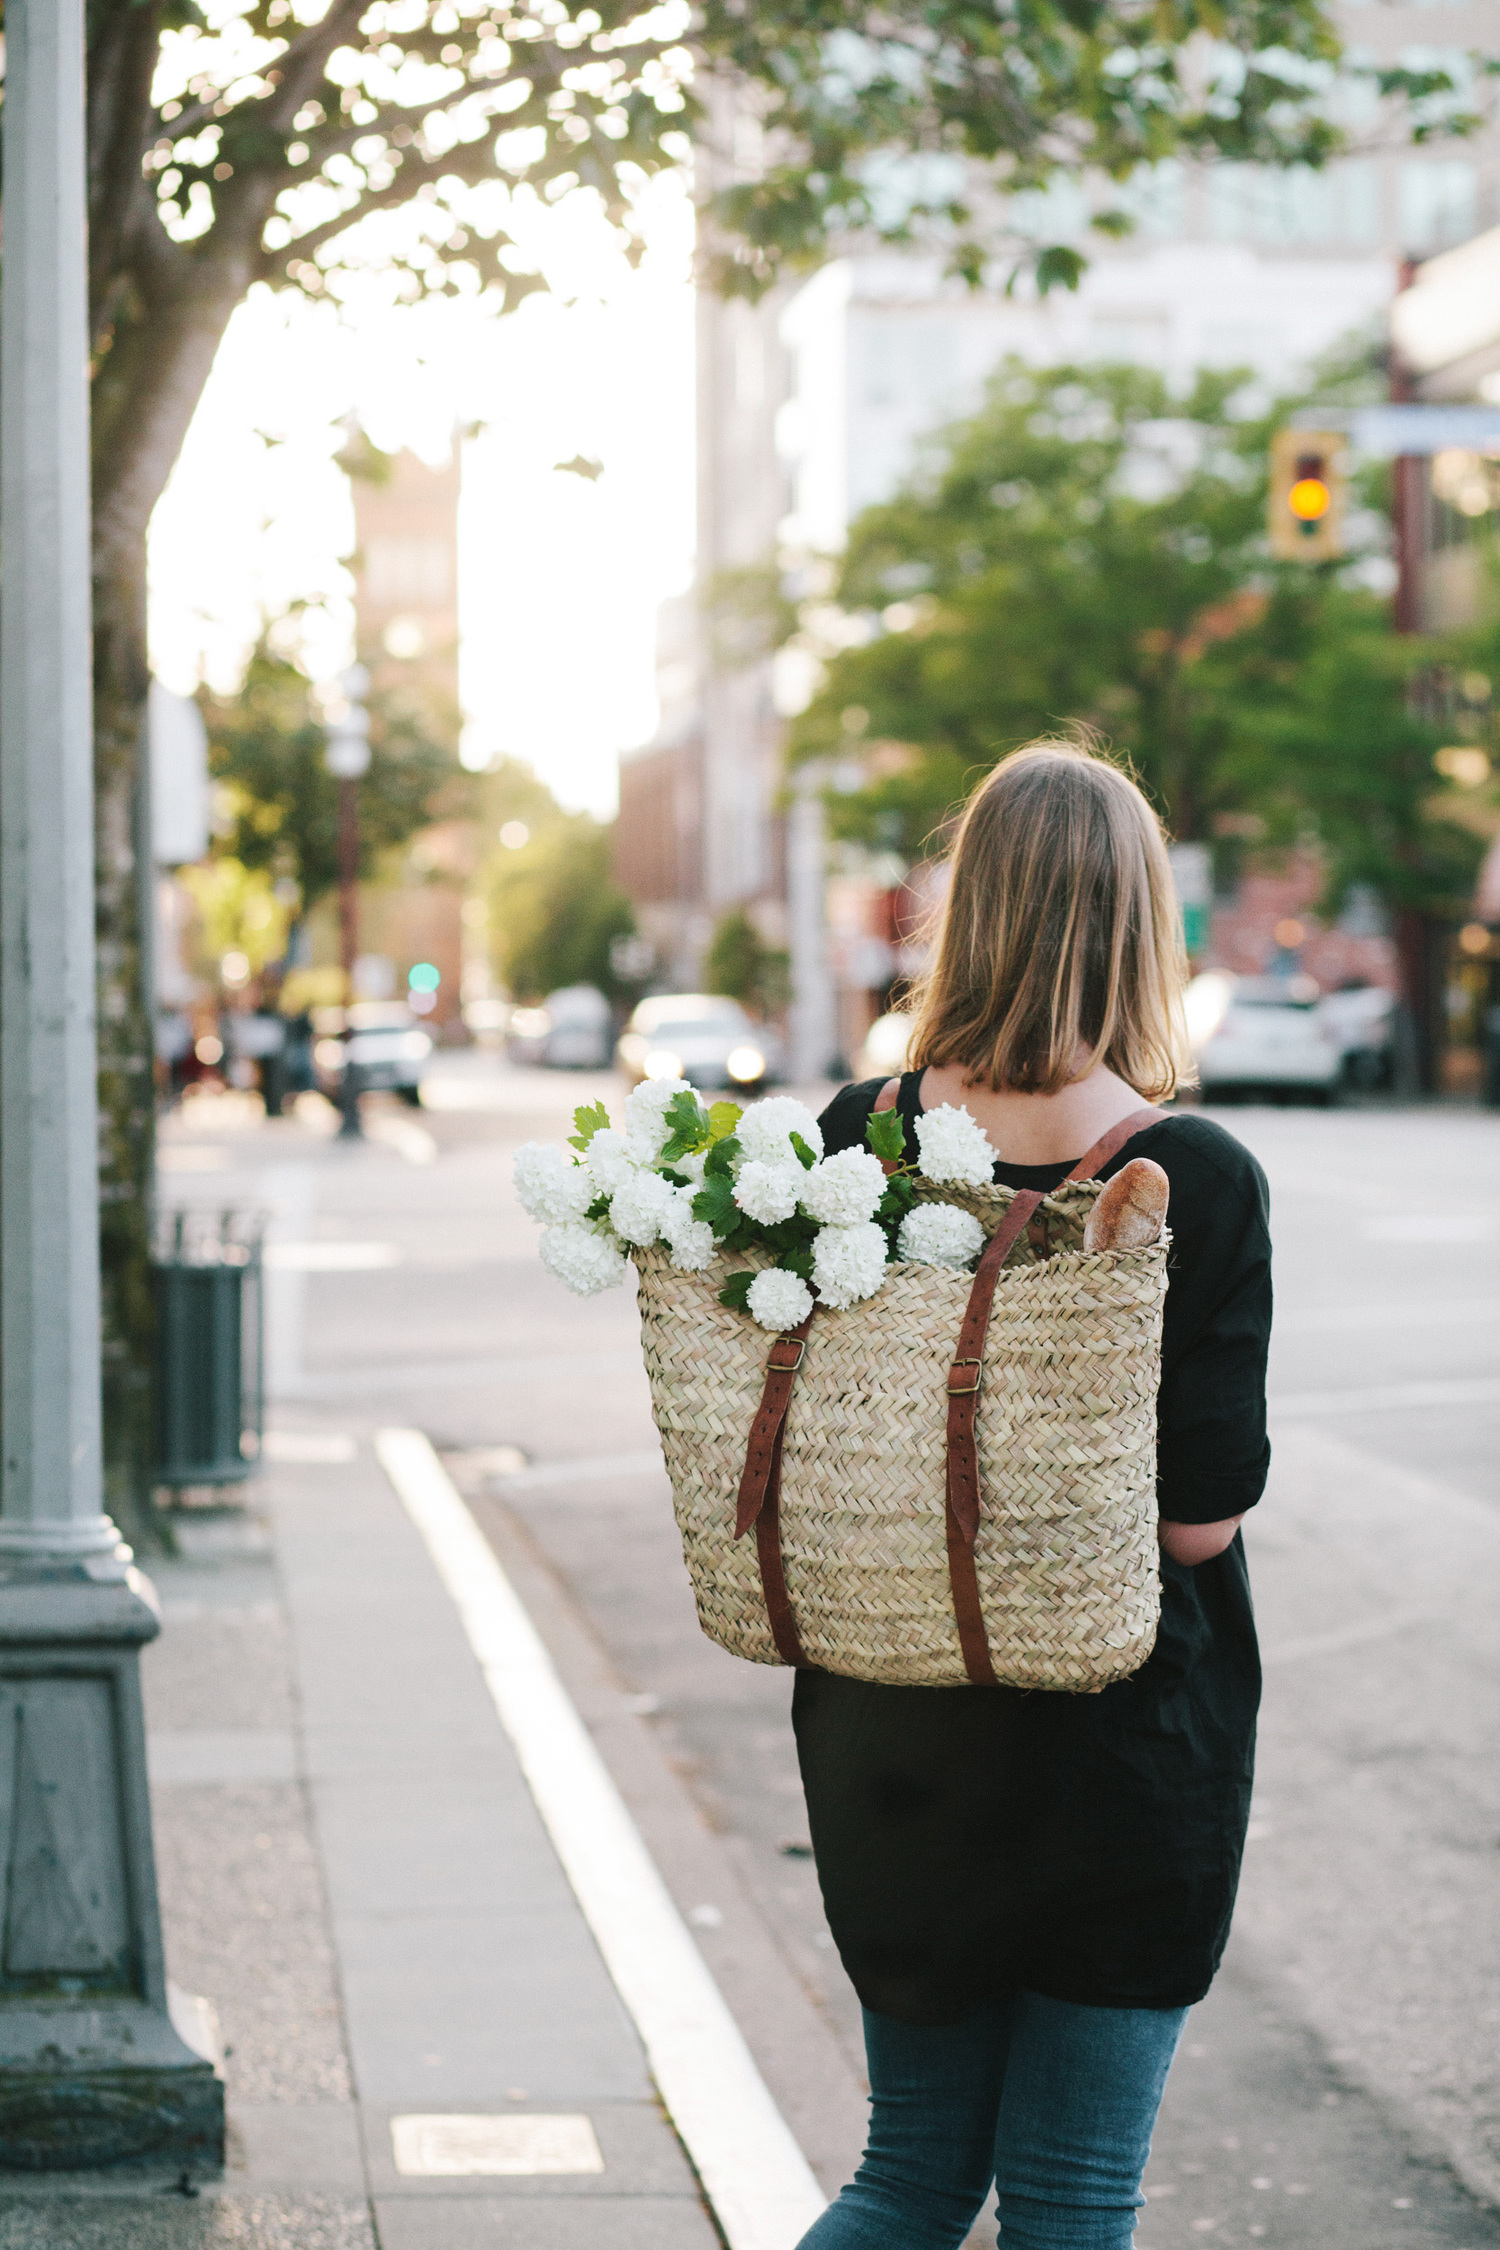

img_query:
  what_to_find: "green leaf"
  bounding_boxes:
[717,1268,755,1312]
[585,1193,611,1223]
[568,1100,610,1152]
[877,1176,917,1223]
[789,1131,818,1171]
[1034,244,1086,295]
[658,1087,710,1165]
[707,1101,743,1143]
[866,1107,907,1165]
[704,1134,740,1180]
[693,1174,740,1237]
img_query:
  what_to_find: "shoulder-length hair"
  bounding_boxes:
[906,740,1192,1101]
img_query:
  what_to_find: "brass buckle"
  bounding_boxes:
[770,1336,805,1371]
[947,1358,982,1396]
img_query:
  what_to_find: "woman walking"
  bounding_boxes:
[795,742,1271,2250]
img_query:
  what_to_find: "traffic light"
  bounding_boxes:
[1269,428,1345,560]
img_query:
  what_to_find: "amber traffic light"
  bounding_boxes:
[1269,428,1345,560]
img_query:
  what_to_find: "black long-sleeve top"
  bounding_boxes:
[792,1073,1272,2019]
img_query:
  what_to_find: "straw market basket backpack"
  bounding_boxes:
[634,1103,1170,1693]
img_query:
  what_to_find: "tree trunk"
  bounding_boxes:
[87,267,246,1548]
[92,549,159,1549]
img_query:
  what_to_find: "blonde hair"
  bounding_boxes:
[906,740,1192,1101]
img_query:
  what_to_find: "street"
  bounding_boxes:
[133,1059,1500,2250]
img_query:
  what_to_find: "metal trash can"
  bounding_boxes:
[153,1211,265,1489]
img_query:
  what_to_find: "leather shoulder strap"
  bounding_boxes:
[1064,1105,1163,1184]
[941,1101,1163,1685]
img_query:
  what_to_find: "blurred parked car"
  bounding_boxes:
[859,1010,914,1081]
[543,984,613,1068]
[1188,973,1341,1103]
[505,1004,552,1067]
[316,1002,432,1106]
[504,985,612,1069]
[1316,980,1396,1090]
[615,994,779,1092]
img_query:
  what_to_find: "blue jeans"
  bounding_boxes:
[797,1991,1187,2250]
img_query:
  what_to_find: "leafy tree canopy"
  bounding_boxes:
[787,355,1486,918]
[76,0,1489,588]
[486,811,636,1000]
[704,905,790,1017]
[204,633,463,908]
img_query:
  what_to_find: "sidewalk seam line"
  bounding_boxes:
[374,1424,827,2250]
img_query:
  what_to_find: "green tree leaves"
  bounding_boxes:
[204,635,460,909]
[788,355,1487,919]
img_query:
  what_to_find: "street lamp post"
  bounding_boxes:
[0,0,222,2170]
[325,667,371,1139]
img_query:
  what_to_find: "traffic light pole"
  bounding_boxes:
[326,677,371,1139]
[1389,256,1439,1093]
[336,772,364,1139]
[0,0,222,2171]
[1391,262,1424,636]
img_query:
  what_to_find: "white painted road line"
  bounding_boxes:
[494,1447,666,1491]
[288,1349,640,1398]
[1270,1376,1500,1419]
[375,1426,827,2250]
[366,1113,438,1166]
[1274,1295,1500,1336]
[263,1241,401,1272]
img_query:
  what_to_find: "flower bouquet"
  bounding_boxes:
[514,1078,1005,1330]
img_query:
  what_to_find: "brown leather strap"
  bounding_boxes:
[735,1319,812,1540]
[754,1409,809,1667]
[942,1104,1163,1685]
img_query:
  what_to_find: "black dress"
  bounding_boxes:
[792,1073,1272,2021]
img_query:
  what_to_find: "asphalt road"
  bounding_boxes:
[160,1060,1500,2250]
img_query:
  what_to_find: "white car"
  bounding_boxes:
[318,1002,432,1106]
[542,984,613,1069]
[615,994,778,1092]
[505,985,612,1069]
[1316,981,1396,1090]
[1189,973,1342,1103]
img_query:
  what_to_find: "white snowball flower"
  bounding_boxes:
[584,1127,634,1198]
[514,1141,594,1226]
[624,1075,689,1161]
[609,1166,677,1246]
[812,1221,890,1311]
[735,1097,824,1168]
[661,1186,717,1272]
[800,1148,886,1228]
[733,1159,804,1225]
[539,1223,628,1297]
[914,1103,996,1188]
[674,1147,709,1186]
[898,1203,986,1270]
[747,1267,816,1332]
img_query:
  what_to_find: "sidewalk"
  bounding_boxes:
[0,1425,840,2247]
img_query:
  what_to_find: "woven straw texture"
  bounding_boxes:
[635,1178,1168,1693]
